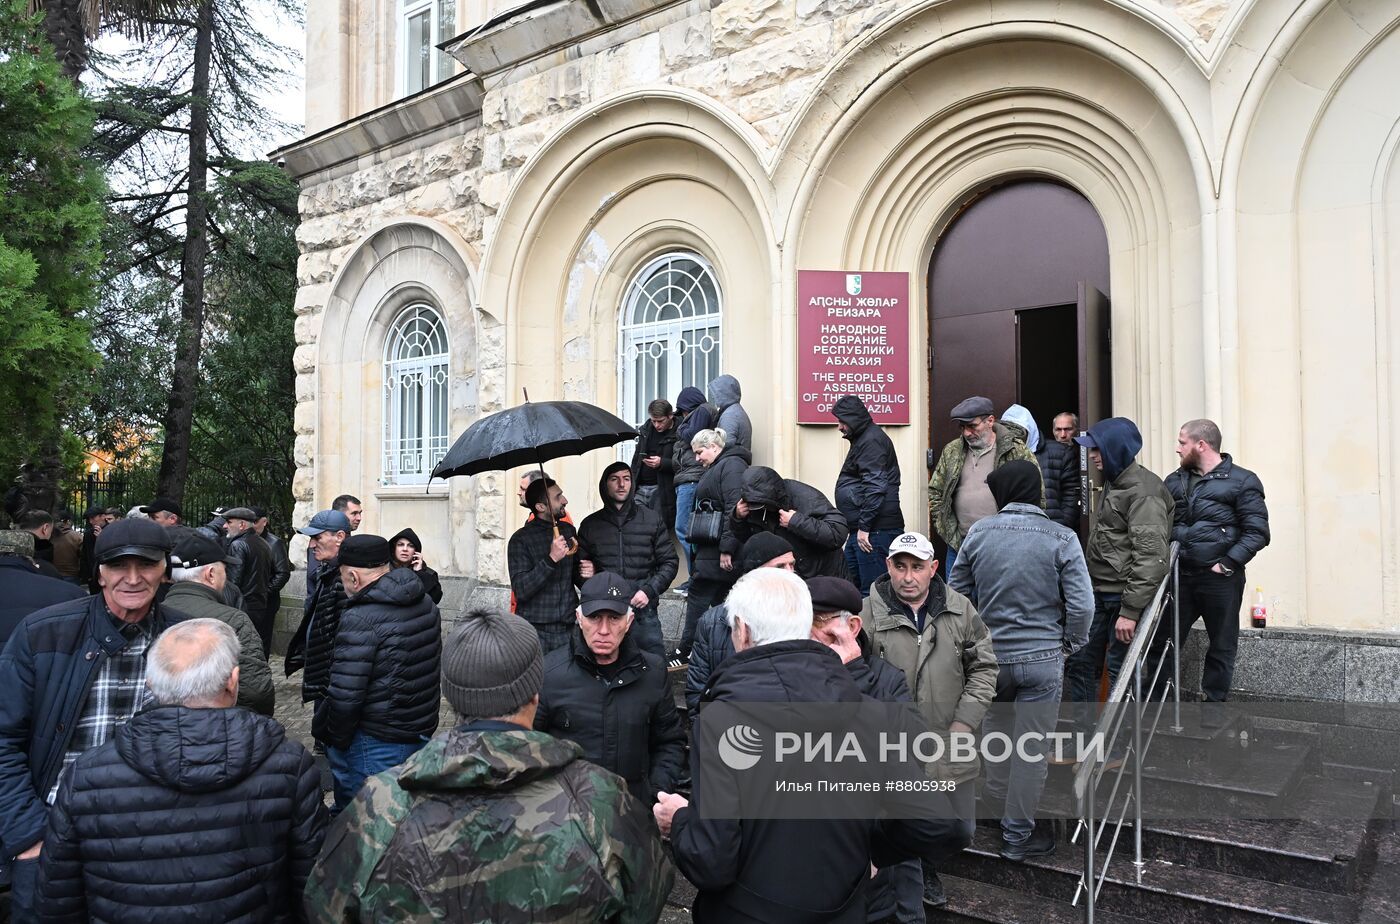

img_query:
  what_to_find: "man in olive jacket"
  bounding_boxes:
[864,531,998,908]
[1065,418,1174,720]
[927,396,1037,572]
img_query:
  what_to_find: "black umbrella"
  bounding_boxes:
[430,397,638,546]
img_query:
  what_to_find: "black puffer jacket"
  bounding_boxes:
[1036,439,1081,530]
[314,568,442,749]
[284,559,345,704]
[37,705,327,923]
[833,396,904,533]
[729,467,850,579]
[685,603,735,716]
[1164,454,1270,571]
[674,640,969,924]
[691,443,752,581]
[535,630,686,804]
[577,463,679,607]
[225,529,273,620]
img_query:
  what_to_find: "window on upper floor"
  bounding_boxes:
[401,0,457,97]
[619,251,723,428]
[383,304,451,485]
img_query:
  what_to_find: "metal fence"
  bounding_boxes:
[63,469,294,537]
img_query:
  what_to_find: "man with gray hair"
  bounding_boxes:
[37,618,327,920]
[305,608,672,922]
[656,569,970,923]
[164,530,275,715]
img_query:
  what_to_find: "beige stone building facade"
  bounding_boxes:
[279,0,1400,639]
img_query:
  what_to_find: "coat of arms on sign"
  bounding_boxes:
[846,274,862,296]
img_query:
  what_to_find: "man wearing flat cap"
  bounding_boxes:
[0,518,188,920]
[927,395,1036,574]
[222,507,274,644]
[315,534,441,814]
[305,608,673,922]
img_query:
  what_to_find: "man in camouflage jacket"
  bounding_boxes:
[304,609,673,923]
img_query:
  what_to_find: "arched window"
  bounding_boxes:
[619,252,723,426]
[383,304,450,485]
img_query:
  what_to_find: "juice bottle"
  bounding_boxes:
[1250,587,1267,628]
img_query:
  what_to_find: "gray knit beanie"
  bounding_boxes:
[442,610,544,719]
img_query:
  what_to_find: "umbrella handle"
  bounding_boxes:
[553,523,579,556]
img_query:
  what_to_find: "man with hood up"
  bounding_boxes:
[1001,404,1080,531]
[707,374,752,450]
[729,466,850,580]
[949,460,1093,861]
[576,462,679,657]
[672,386,719,589]
[833,395,904,595]
[1065,418,1174,721]
[928,396,1037,574]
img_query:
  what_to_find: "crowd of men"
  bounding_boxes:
[0,371,1271,923]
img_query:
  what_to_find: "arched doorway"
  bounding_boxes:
[928,179,1111,457]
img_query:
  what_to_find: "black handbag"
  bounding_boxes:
[688,499,724,545]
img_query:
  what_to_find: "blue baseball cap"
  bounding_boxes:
[297,509,352,536]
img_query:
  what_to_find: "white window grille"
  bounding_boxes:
[400,0,457,96]
[619,252,723,429]
[383,304,450,485]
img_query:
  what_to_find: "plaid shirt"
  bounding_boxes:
[47,609,155,803]
[507,516,582,627]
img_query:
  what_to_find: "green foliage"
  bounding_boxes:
[0,0,105,485]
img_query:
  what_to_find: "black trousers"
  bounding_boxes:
[681,575,731,657]
[1163,568,1247,702]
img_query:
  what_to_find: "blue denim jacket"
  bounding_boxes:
[947,502,1093,661]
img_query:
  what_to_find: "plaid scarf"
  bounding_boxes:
[48,611,154,802]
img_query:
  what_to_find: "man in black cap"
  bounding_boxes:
[139,497,182,527]
[534,572,686,806]
[165,530,276,715]
[948,460,1093,862]
[222,506,274,647]
[684,532,796,716]
[0,517,187,919]
[315,534,441,814]
[927,395,1036,575]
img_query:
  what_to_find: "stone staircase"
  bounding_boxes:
[930,718,1399,924]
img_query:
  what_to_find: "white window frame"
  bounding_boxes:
[383,303,451,485]
[398,0,457,97]
[618,251,724,433]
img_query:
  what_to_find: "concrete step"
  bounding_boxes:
[929,873,1145,924]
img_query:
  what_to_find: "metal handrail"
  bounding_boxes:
[1070,543,1181,922]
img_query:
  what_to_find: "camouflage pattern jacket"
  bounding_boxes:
[927,423,1038,550]
[303,720,674,923]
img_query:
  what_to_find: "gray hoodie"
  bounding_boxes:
[707,374,752,451]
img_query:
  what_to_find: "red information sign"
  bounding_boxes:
[797,270,911,425]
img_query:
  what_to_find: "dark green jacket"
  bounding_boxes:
[164,582,275,715]
[1086,461,1174,620]
[304,722,674,923]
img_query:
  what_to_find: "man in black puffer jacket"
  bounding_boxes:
[223,507,274,624]
[38,618,327,922]
[1161,419,1270,703]
[655,569,969,924]
[577,462,678,658]
[535,572,686,806]
[1001,405,1080,531]
[730,466,850,580]
[833,395,904,595]
[314,535,442,814]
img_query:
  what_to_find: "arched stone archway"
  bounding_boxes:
[305,218,481,575]
[475,89,778,581]
[784,34,1206,523]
